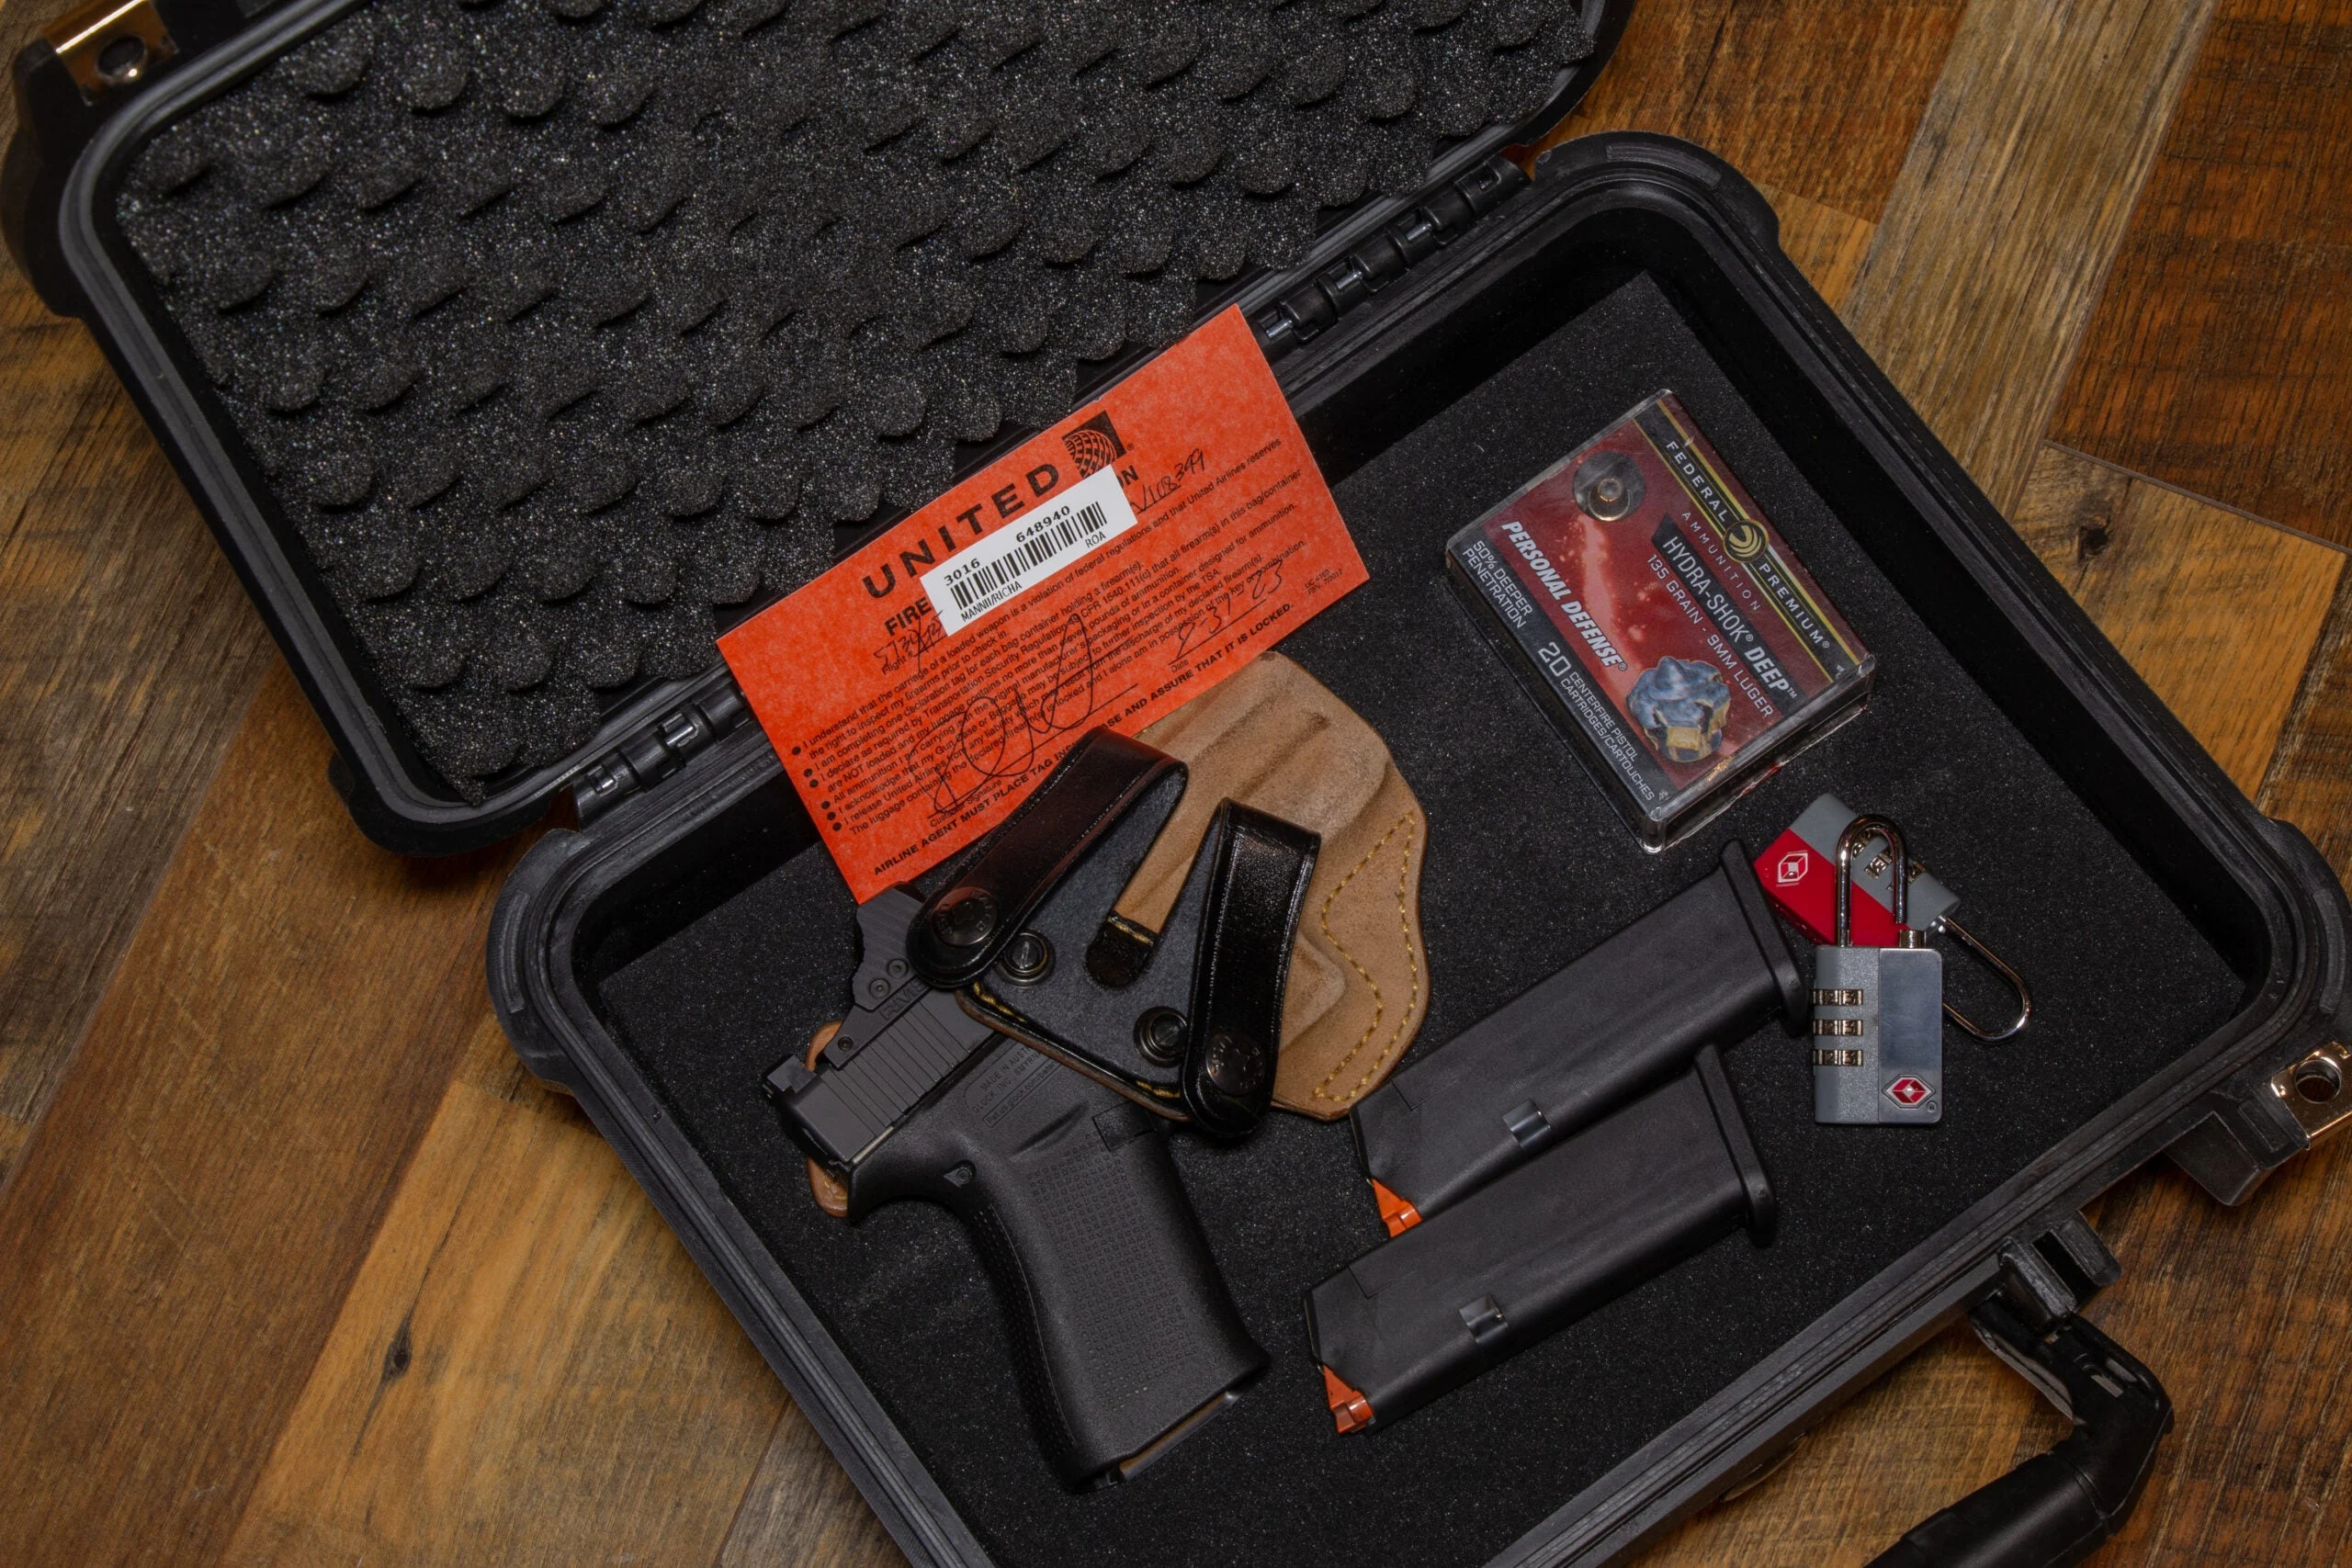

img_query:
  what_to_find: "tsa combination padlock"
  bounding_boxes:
[1812,816,1944,1124]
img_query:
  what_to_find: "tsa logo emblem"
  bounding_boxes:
[1776,851,1809,886]
[1886,1077,1931,1108]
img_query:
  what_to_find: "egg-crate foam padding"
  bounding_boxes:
[110,0,1595,798]
[589,275,2244,1568]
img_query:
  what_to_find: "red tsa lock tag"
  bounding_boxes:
[1758,795,1958,948]
[1759,795,2031,1042]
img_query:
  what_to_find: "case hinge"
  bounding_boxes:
[1253,154,1530,359]
[2267,1039,2352,1144]
[572,681,752,825]
[42,0,177,104]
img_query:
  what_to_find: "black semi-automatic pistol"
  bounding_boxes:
[765,728,1317,1488]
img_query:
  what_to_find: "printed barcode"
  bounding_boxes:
[920,461,1139,634]
[944,502,1106,612]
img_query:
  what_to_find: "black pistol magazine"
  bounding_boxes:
[1312,1046,1777,1434]
[1350,841,1804,1235]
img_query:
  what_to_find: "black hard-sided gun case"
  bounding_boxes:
[10,1,2349,1563]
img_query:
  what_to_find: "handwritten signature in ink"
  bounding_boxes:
[908,612,1122,818]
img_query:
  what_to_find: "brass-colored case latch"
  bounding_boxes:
[42,0,177,103]
[2269,1040,2352,1145]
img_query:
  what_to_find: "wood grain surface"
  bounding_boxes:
[224,1016,787,1568]
[1548,0,1964,224]
[0,262,273,1188]
[2,4,2349,1567]
[719,1404,906,1568]
[0,3,50,151]
[2010,444,2345,794]
[1843,0,2222,516]
[1758,185,1879,317]
[2262,569,2352,874]
[2048,0,2352,547]
[2092,1149,2352,1562]
[0,666,528,1568]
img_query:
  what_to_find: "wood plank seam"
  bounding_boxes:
[2042,441,2352,558]
[0,337,275,1197]
[1679,11,1736,113]
[222,1012,789,1568]
[2256,562,2352,874]
[1843,0,2225,515]
[2046,1,2352,549]
[713,1405,799,1558]
[0,665,529,1568]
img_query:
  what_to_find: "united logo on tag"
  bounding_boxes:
[1886,1077,1931,1107]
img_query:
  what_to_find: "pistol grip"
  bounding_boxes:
[850,1040,1265,1488]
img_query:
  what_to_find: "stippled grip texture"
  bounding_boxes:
[849,1038,1263,1487]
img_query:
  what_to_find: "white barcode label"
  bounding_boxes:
[921,462,1138,634]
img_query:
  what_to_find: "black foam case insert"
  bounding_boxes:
[12,0,1613,833]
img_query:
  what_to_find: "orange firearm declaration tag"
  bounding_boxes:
[718,306,1369,902]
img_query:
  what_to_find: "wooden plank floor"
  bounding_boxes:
[2047,0,2352,549]
[2,4,2348,1566]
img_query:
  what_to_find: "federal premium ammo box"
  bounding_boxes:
[10,1,2348,1563]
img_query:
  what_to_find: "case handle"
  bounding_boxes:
[1868,1298,2171,1568]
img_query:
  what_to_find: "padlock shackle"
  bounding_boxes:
[1835,816,1910,945]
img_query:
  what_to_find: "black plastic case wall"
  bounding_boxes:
[471,142,2351,1566]
[13,5,2352,1564]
